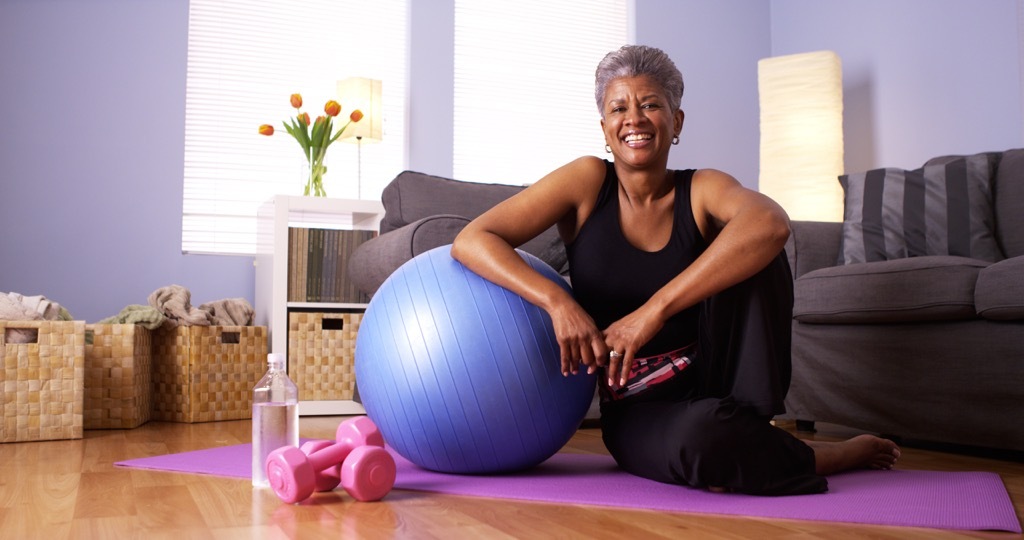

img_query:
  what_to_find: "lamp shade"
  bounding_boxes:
[758,50,844,222]
[337,77,383,142]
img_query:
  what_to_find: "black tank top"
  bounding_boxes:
[567,160,706,357]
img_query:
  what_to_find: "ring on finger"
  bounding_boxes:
[609,351,622,359]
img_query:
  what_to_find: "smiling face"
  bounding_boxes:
[600,75,684,170]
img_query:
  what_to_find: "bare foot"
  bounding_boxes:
[806,434,901,476]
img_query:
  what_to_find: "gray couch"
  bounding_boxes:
[783,148,1024,452]
[349,170,568,298]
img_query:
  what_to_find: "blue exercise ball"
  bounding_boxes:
[355,244,596,474]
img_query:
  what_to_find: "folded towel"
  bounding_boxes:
[9,293,59,320]
[97,304,167,330]
[1,292,70,343]
[148,285,213,327]
[198,298,254,326]
[0,294,39,321]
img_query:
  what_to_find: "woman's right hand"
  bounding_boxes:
[549,299,609,377]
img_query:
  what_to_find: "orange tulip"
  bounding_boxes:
[258,124,274,136]
[350,109,364,123]
[324,100,341,117]
[290,93,303,109]
[298,112,310,126]
[314,115,326,126]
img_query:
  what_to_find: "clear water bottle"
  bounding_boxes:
[252,352,299,487]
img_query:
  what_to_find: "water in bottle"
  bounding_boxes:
[252,352,299,487]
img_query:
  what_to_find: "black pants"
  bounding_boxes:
[600,253,827,495]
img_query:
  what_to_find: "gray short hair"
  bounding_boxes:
[595,45,684,117]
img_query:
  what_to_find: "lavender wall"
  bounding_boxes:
[2,0,1021,322]
[408,0,455,178]
[633,0,771,189]
[0,0,252,323]
[770,0,1023,172]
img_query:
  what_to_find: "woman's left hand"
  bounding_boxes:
[602,305,664,388]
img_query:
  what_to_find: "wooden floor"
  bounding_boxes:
[1,417,1021,540]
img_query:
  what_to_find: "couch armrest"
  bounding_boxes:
[348,214,471,296]
[975,255,1024,320]
[786,221,843,278]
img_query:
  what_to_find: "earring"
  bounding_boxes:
[605,145,612,153]
[672,136,680,145]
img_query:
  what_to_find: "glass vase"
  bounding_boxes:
[302,146,328,197]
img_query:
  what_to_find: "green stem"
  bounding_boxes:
[304,146,328,197]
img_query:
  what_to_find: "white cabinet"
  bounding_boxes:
[255,195,384,415]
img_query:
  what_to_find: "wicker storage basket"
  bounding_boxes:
[151,325,267,423]
[84,324,152,429]
[1,320,85,443]
[288,311,361,401]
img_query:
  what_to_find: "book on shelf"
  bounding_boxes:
[287,227,377,303]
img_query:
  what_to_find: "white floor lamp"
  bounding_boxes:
[337,77,383,200]
[758,50,845,222]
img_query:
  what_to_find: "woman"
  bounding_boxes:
[451,44,899,495]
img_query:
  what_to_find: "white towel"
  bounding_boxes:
[0,293,44,343]
[6,292,61,320]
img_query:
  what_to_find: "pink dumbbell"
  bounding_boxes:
[265,416,396,504]
[299,439,342,492]
[298,428,388,493]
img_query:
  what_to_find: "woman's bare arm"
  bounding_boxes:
[451,156,609,376]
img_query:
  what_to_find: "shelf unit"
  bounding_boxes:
[255,195,384,415]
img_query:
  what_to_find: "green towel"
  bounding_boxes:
[97,304,167,330]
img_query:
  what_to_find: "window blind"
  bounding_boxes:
[453,0,628,185]
[182,0,408,255]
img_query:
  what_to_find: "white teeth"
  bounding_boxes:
[624,133,652,143]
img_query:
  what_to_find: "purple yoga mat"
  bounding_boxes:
[115,444,1021,533]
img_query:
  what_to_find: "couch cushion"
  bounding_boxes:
[992,149,1024,257]
[794,256,987,323]
[975,255,1024,320]
[380,171,526,233]
[837,152,1001,265]
[377,170,569,275]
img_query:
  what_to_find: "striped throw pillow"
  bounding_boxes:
[838,153,1001,264]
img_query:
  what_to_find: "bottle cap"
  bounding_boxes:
[268,353,286,368]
